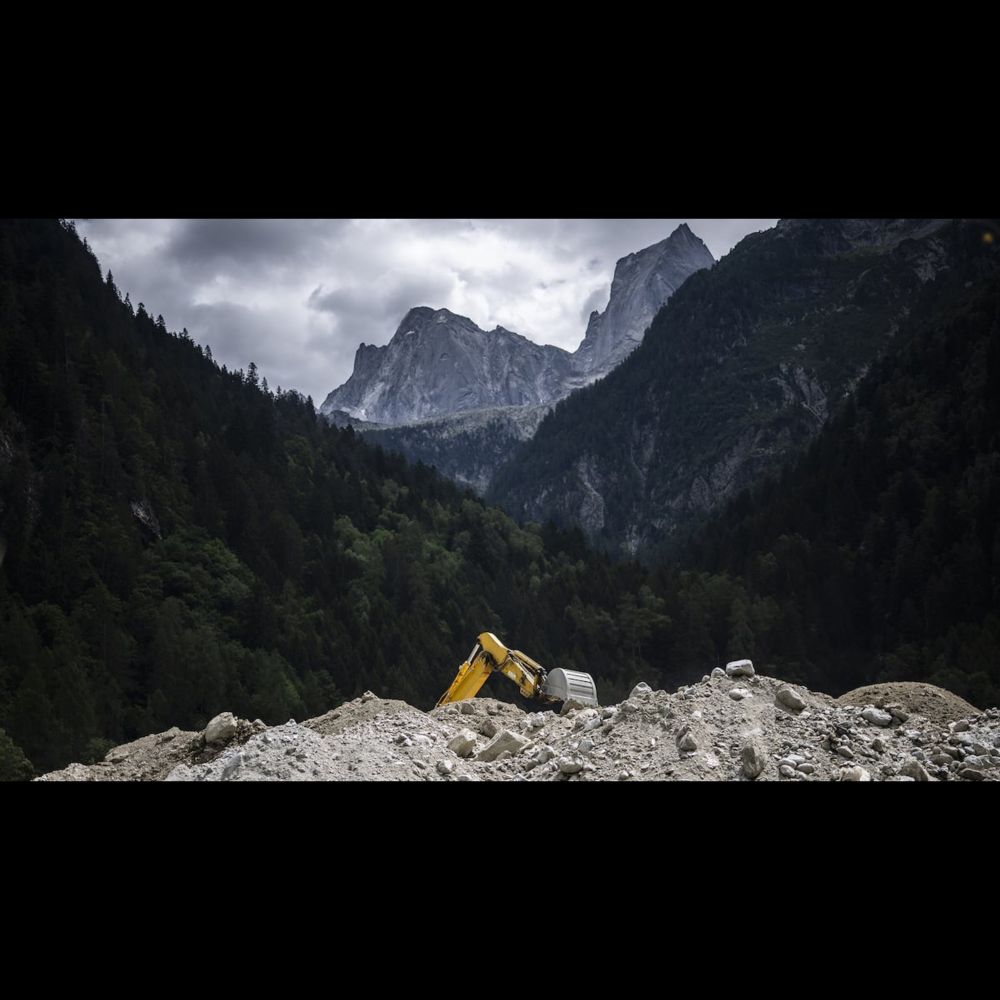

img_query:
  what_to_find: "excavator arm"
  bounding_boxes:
[436,632,598,708]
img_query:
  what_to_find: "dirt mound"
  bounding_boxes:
[36,674,999,782]
[837,682,980,727]
[304,691,423,736]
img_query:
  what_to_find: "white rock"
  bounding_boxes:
[725,659,755,677]
[204,712,238,745]
[558,758,584,775]
[477,730,529,762]
[436,760,454,776]
[776,686,806,711]
[729,687,752,701]
[838,766,872,782]
[447,729,478,758]
[779,764,797,777]
[630,682,653,698]
[711,667,726,679]
[862,708,893,727]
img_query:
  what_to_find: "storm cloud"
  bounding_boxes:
[77,218,777,402]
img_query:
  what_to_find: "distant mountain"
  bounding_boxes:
[319,307,575,425]
[320,225,716,487]
[489,219,994,554]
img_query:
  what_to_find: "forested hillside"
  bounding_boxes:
[489,219,995,554]
[681,245,1000,706]
[0,220,674,774]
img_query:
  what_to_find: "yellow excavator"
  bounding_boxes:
[436,632,599,708]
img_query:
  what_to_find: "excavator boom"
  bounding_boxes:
[436,632,598,709]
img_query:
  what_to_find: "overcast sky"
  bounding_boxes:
[77,219,778,402]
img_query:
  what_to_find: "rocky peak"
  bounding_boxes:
[320,307,574,425]
[572,224,716,379]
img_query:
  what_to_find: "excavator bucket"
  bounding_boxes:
[542,668,599,708]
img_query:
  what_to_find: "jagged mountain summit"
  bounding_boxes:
[319,224,717,428]
[320,306,575,425]
[572,223,716,380]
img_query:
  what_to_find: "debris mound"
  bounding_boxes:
[836,682,980,727]
[36,675,999,782]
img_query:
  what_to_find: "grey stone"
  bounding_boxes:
[950,720,971,733]
[557,758,584,775]
[630,682,653,698]
[204,712,238,745]
[477,730,529,762]
[862,707,893,727]
[221,753,244,780]
[479,718,499,738]
[447,729,478,758]
[726,660,755,677]
[886,704,910,722]
[839,766,872,782]
[436,760,454,776]
[930,753,954,767]
[779,764,797,778]
[776,686,807,711]
[959,767,985,781]
[579,738,594,754]
[900,760,931,782]
[729,687,752,701]
[678,733,698,752]
[836,746,855,759]
[742,740,766,779]
[711,667,726,679]
[459,701,477,715]
[796,763,815,775]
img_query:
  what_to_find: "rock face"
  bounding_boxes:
[362,404,550,494]
[572,223,715,381]
[319,226,715,492]
[320,307,575,425]
[488,219,989,554]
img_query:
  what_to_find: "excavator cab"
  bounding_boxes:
[436,632,599,709]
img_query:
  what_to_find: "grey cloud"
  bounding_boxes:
[78,217,778,403]
[166,219,342,270]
